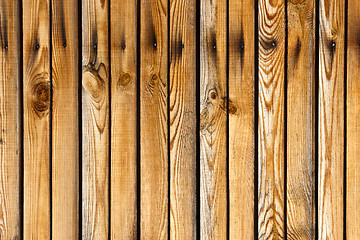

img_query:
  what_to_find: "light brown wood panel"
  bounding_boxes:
[110,0,137,238]
[258,0,285,238]
[51,0,79,239]
[347,0,360,238]
[140,0,168,239]
[0,0,20,239]
[82,0,109,238]
[286,0,316,239]
[200,0,227,238]
[228,0,254,239]
[318,0,344,238]
[169,0,196,239]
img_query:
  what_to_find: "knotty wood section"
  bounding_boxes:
[140,0,168,239]
[228,0,254,239]
[0,0,20,238]
[318,0,344,238]
[23,0,51,238]
[286,0,316,239]
[347,0,360,238]
[169,0,196,239]
[52,0,79,239]
[258,0,285,238]
[110,0,137,238]
[200,0,227,238]
[82,0,109,238]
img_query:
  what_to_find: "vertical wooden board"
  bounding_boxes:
[286,0,316,239]
[258,0,285,239]
[140,0,168,239]
[347,0,360,238]
[228,0,254,238]
[82,0,109,238]
[52,0,79,239]
[110,0,137,238]
[169,0,196,239]
[0,0,20,239]
[23,0,51,239]
[318,0,344,238]
[200,0,227,238]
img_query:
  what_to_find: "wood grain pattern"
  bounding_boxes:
[140,0,168,239]
[200,0,227,238]
[318,0,344,238]
[346,0,360,238]
[258,0,285,239]
[228,0,254,239]
[110,0,137,238]
[286,0,316,239]
[169,0,196,239]
[0,0,20,238]
[51,0,79,239]
[23,0,51,238]
[82,0,109,238]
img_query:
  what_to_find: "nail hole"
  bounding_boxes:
[271,40,276,47]
[35,43,40,50]
[63,42,67,48]
[122,44,126,50]
[331,41,336,49]
[153,42,157,48]
[93,43,97,49]
[4,45,8,51]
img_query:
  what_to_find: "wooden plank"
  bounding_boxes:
[169,0,196,239]
[0,0,21,239]
[228,0,254,238]
[318,0,344,238]
[82,0,109,238]
[347,0,360,238]
[140,0,168,239]
[110,0,137,238]
[51,0,79,239]
[23,0,51,238]
[286,0,316,239]
[257,0,285,238]
[200,0,227,238]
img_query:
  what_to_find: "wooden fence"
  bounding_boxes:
[0,0,359,239]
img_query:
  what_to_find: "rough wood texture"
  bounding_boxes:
[228,0,254,239]
[23,0,51,238]
[318,0,344,238]
[51,0,79,239]
[82,0,109,238]
[140,0,168,239]
[169,0,196,239]
[200,0,227,238]
[110,0,137,238]
[347,0,360,238]
[286,0,316,239]
[0,0,20,239]
[258,0,286,238]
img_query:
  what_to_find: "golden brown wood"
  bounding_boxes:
[110,0,137,238]
[140,0,168,239]
[169,0,196,239]
[318,0,344,238]
[82,0,109,238]
[23,0,51,238]
[228,0,254,239]
[286,0,316,239]
[258,0,285,238]
[200,0,227,238]
[0,0,20,238]
[51,0,79,238]
[347,0,360,238]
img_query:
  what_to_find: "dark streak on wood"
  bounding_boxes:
[59,0,67,48]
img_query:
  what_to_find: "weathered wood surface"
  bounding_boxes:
[81,0,109,238]
[228,0,254,239]
[286,0,316,239]
[110,0,137,238]
[169,0,197,239]
[140,0,168,239]
[23,0,51,238]
[318,0,345,238]
[0,0,20,239]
